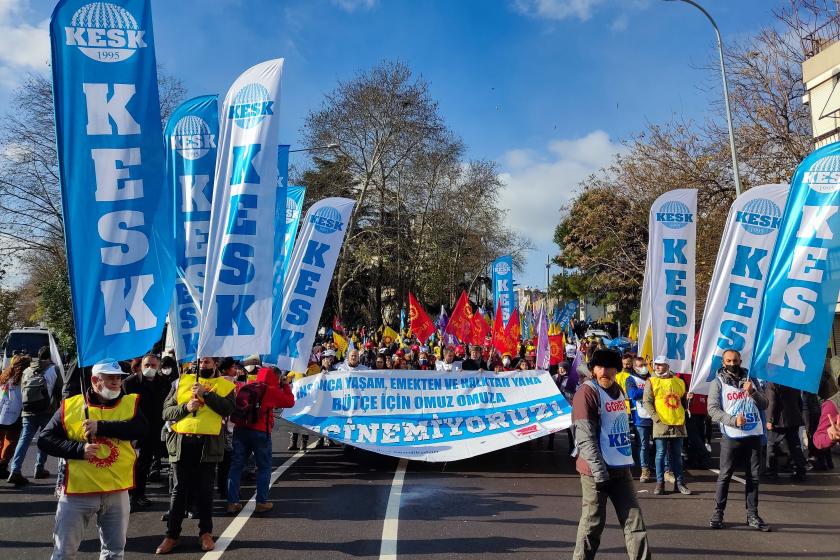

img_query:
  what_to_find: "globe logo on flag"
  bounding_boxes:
[494,261,511,276]
[732,397,759,431]
[286,197,300,225]
[229,83,274,129]
[802,155,840,193]
[67,2,147,63]
[736,198,781,236]
[311,206,344,234]
[655,200,693,230]
[171,116,215,160]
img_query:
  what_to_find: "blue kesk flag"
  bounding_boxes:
[492,256,514,324]
[51,0,175,365]
[283,185,306,279]
[752,143,840,393]
[166,95,219,363]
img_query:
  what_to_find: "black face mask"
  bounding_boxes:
[199,368,215,378]
[725,364,740,374]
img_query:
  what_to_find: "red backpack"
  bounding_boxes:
[230,382,269,432]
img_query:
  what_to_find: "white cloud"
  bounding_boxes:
[611,14,629,31]
[497,130,625,286]
[0,0,50,87]
[331,0,377,13]
[511,0,607,22]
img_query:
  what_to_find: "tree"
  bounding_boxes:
[0,70,185,354]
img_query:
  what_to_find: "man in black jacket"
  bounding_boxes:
[765,381,807,481]
[38,359,148,559]
[462,346,488,371]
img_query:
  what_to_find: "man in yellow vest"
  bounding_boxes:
[156,357,235,554]
[37,359,148,559]
[643,356,691,496]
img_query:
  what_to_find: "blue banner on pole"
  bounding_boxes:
[752,144,840,393]
[283,185,306,279]
[492,256,514,324]
[51,0,174,365]
[269,145,290,356]
[165,95,218,363]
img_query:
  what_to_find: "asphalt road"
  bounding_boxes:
[1,427,839,559]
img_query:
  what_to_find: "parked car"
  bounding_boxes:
[1,327,64,378]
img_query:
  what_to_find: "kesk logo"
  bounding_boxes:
[286,197,300,225]
[171,116,215,161]
[228,83,274,129]
[655,200,693,230]
[65,2,147,63]
[735,198,781,236]
[608,414,632,456]
[311,206,344,234]
[494,261,511,276]
[801,155,840,193]
[731,396,759,431]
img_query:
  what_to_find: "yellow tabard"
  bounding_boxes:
[615,371,632,416]
[650,376,686,426]
[62,393,138,495]
[171,374,235,436]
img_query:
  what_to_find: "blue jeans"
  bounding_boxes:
[655,438,683,483]
[11,414,50,474]
[635,424,652,469]
[227,428,273,505]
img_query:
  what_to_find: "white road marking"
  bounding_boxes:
[202,441,315,559]
[379,458,409,560]
[708,468,746,485]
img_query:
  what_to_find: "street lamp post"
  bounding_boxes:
[665,0,742,197]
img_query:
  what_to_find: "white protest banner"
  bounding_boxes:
[691,184,789,394]
[283,369,572,462]
[198,59,285,358]
[648,189,697,373]
[275,197,355,371]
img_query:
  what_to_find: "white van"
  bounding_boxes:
[1,327,65,378]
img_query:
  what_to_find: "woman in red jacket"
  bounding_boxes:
[226,366,294,515]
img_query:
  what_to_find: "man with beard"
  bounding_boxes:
[462,346,488,371]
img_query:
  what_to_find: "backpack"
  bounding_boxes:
[21,363,50,414]
[230,382,269,432]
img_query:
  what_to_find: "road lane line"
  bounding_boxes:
[202,441,315,559]
[708,468,746,485]
[379,458,408,560]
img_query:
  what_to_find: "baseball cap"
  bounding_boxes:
[653,355,669,366]
[92,359,126,376]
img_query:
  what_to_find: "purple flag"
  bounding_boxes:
[536,306,550,371]
[569,346,586,389]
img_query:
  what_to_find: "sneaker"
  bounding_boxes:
[254,502,274,513]
[709,509,724,529]
[226,503,243,515]
[675,481,692,495]
[7,471,29,486]
[653,482,665,495]
[664,471,676,484]
[33,467,51,479]
[639,468,651,483]
[747,514,771,532]
[131,496,152,508]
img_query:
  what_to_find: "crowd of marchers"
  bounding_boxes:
[0,328,839,559]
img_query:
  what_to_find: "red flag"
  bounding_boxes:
[445,290,473,343]
[492,300,506,354]
[333,315,344,334]
[504,309,521,355]
[470,310,490,346]
[549,334,565,365]
[408,292,435,344]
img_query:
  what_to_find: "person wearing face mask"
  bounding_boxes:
[156,357,236,554]
[123,353,169,509]
[37,359,148,559]
[706,349,770,532]
[416,349,433,371]
[624,357,653,482]
[572,349,650,560]
[498,352,515,372]
[242,355,262,382]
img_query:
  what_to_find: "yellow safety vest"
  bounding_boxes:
[61,393,138,495]
[172,374,235,436]
[650,376,686,426]
[615,371,632,416]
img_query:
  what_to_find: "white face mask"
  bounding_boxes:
[142,367,157,378]
[502,358,511,366]
[96,385,121,400]
[635,366,648,376]
[244,365,257,373]
[160,368,173,376]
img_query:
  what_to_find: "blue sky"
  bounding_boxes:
[1,0,780,289]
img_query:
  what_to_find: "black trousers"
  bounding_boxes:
[166,437,216,538]
[715,436,761,515]
[685,414,711,466]
[767,427,807,474]
[132,434,159,498]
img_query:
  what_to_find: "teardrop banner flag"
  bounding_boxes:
[197,59,285,358]
[492,256,514,324]
[275,197,355,372]
[752,144,840,393]
[51,0,174,365]
[646,189,697,374]
[165,95,219,363]
[283,184,306,281]
[690,184,789,395]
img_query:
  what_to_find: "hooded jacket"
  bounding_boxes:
[238,367,295,433]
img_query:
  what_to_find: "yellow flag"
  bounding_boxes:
[383,325,399,343]
[628,322,639,341]
[640,325,653,365]
[333,331,348,358]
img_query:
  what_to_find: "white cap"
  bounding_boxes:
[653,355,670,366]
[323,349,336,357]
[91,359,126,376]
